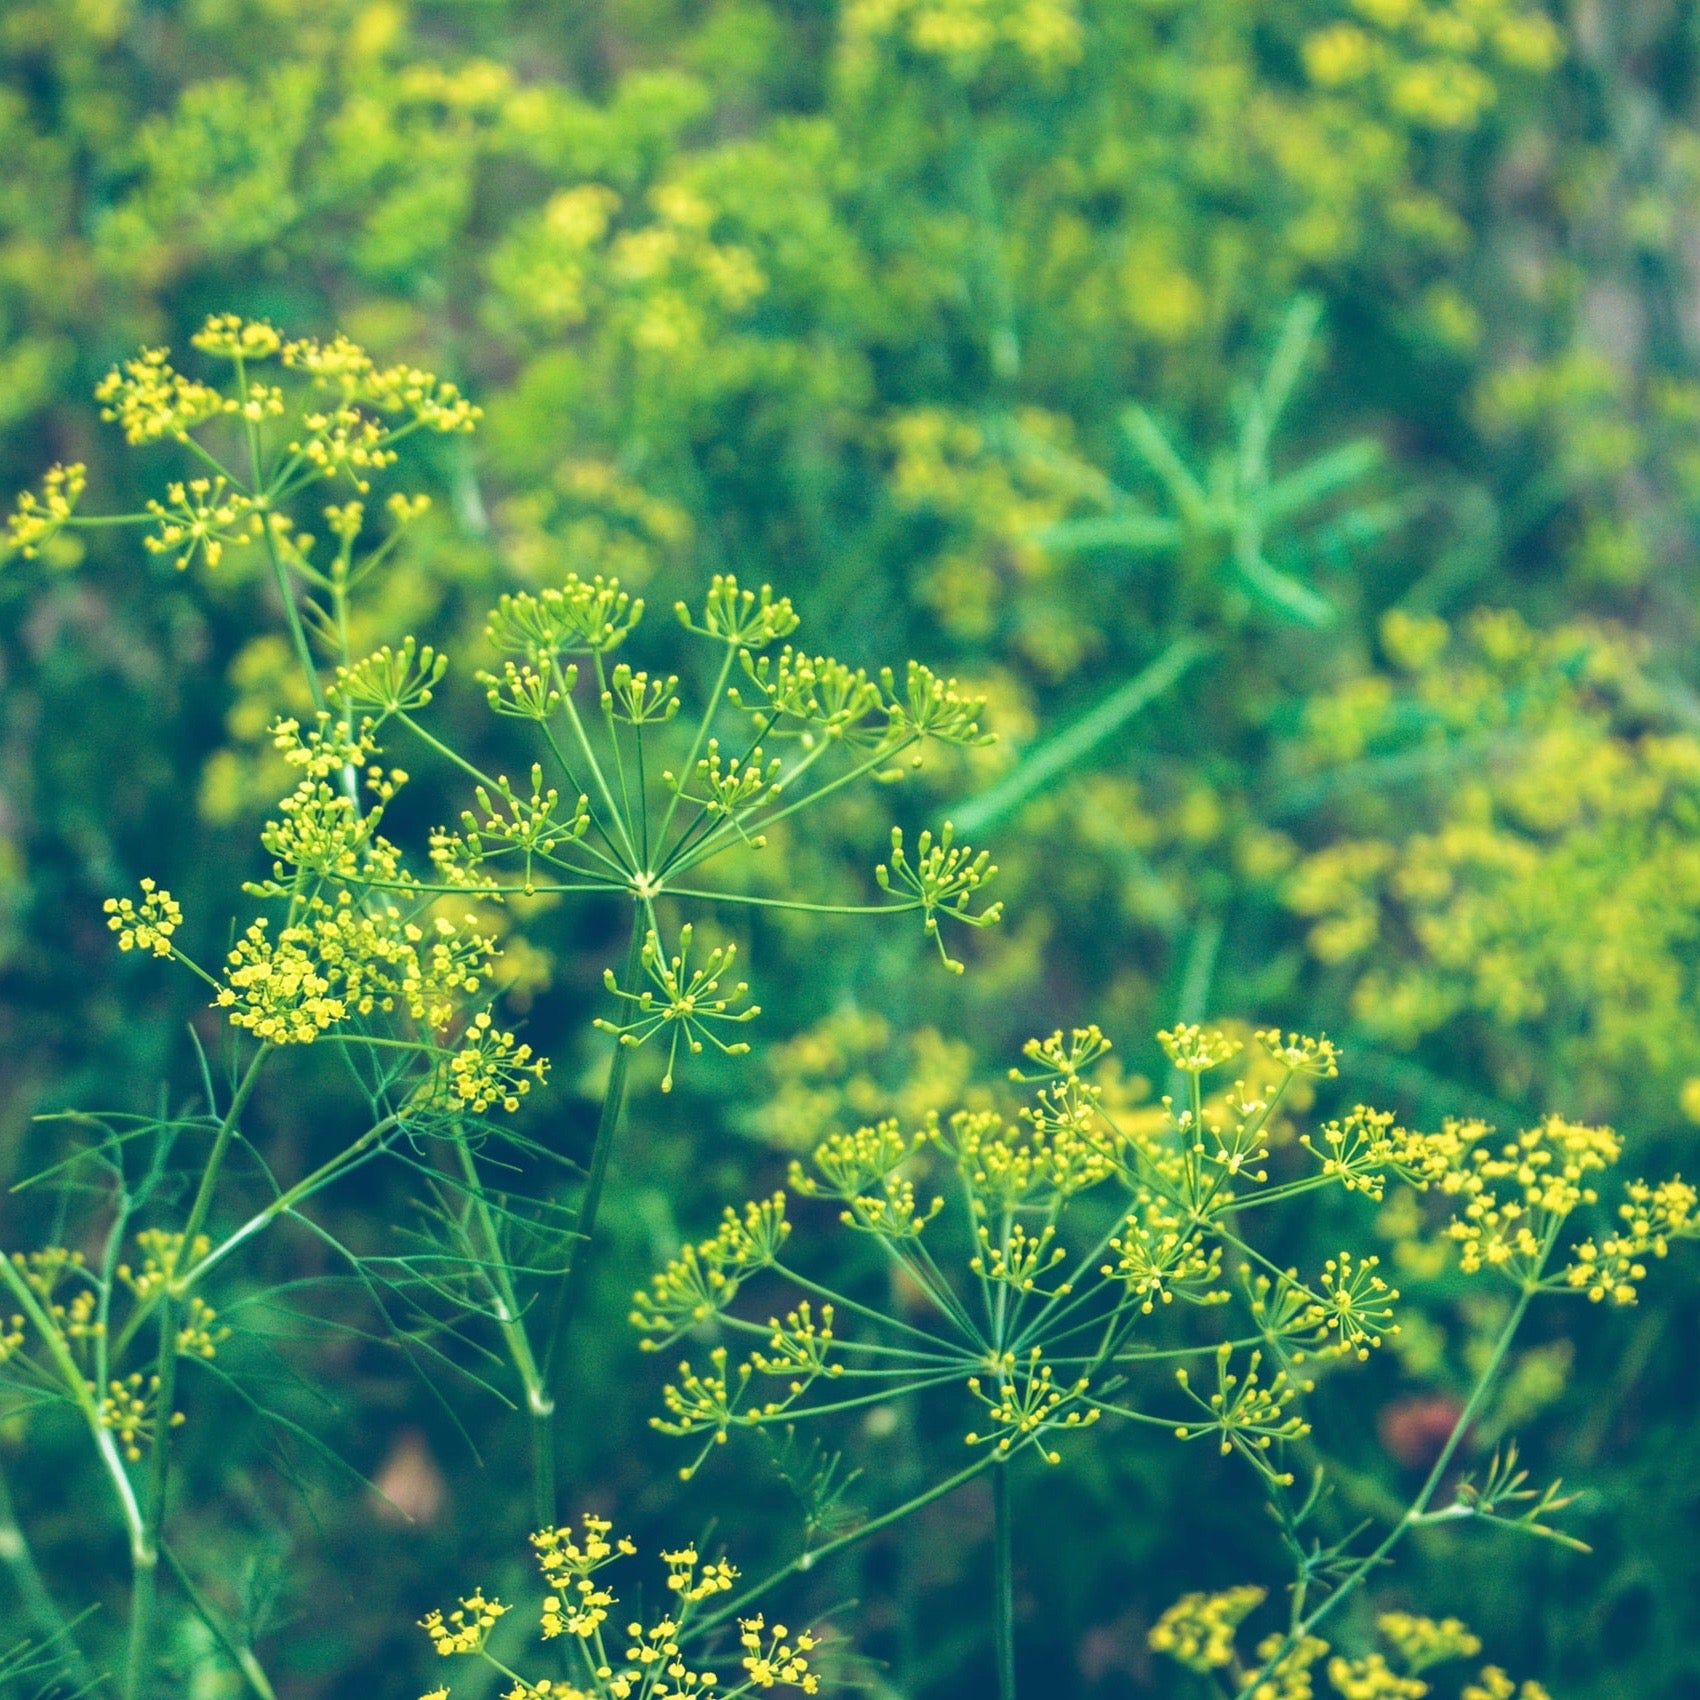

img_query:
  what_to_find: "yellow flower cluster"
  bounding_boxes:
[737,1617,819,1692]
[964,1347,1099,1464]
[1462,1670,1552,1700]
[1287,613,1700,1119]
[216,895,498,1046]
[843,0,1083,78]
[1566,1175,1698,1304]
[1377,1613,1482,1673]
[1303,0,1562,132]
[448,1012,549,1115]
[419,1525,821,1700]
[143,475,260,570]
[95,346,230,443]
[116,1229,208,1301]
[1148,1585,1267,1672]
[97,1370,182,1462]
[491,178,768,359]
[1327,1653,1427,1700]
[533,1514,637,1640]
[1442,1116,1620,1277]
[1104,1192,1221,1312]
[1159,1023,1244,1074]
[1313,1252,1399,1359]
[5,462,85,558]
[421,1590,510,1656]
[632,1194,792,1340]
[279,332,481,433]
[175,1295,228,1360]
[103,879,182,957]
[1154,1601,1522,1700]
[13,1249,102,1345]
[1174,1344,1307,1472]
[191,313,283,360]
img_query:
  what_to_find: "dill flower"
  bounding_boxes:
[1327,1652,1428,1699]
[143,475,259,570]
[448,1012,549,1114]
[103,879,182,957]
[738,1616,819,1692]
[421,1591,510,1656]
[1159,1023,1243,1073]
[97,1371,183,1462]
[116,1229,209,1300]
[595,925,761,1092]
[1376,1613,1482,1673]
[1462,1669,1552,1700]
[1148,1585,1266,1671]
[874,824,1002,973]
[191,313,283,360]
[95,346,231,443]
[420,1526,823,1699]
[1249,1633,1331,1700]
[5,462,86,558]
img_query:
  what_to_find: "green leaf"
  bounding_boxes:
[951,635,1212,836]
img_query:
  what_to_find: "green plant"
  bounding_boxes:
[0,319,1000,1698]
[633,1022,1696,1700]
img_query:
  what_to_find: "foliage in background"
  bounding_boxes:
[5,0,1700,1696]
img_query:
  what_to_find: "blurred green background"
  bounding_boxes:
[3,0,1700,1695]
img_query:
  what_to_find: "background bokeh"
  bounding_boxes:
[3,0,1700,1695]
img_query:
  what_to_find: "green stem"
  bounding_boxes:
[1234,1274,1540,1699]
[123,1298,182,1700]
[450,1133,555,1528]
[655,644,737,857]
[258,516,325,714]
[161,1542,278,1700]
[177,1049,270,1275]
[190,1113,401,1290]
[0,1468,100,1695]
[541,910,649,1400]
[992,1462,1018,1700]
[665,733,918,878]
[0,1254,147,1555]
[556,672,639,871]
[696,1455,995,1634]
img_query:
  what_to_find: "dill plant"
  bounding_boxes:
[632,1023,1697,1700]
[0,318,1000,1699]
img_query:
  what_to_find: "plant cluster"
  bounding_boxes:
[631,1023,1696,1687]
[0,322,1000,1698]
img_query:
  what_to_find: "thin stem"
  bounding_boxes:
[1235,1268,1544,1699]
[189,1113,402,1290]
[661,887,914,918]
[123,1297,182,1700]
[556,676,639,872]
[0,1468,100,1695]
[695,1454,995,1634]
[594,652,639,850]
[992,1462,1018,1700]
[161,1542,278,1700]
[541,909,648,1401]
[177,1049,271,1278]
[745,1370,963,1425]
[0,1253,147,1554]
[664,733,917,879]
[656,644,737,857]
[449,1133,555,1527]
[775,1267,969,1359]
[258,516,325,714]
[536,718,632,875]
[394,711,505,792]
